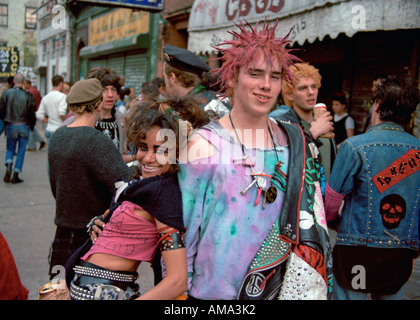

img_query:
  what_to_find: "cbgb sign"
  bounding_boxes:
[226,0,285,21]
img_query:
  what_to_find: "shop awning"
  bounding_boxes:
[80,33,148,59]
[188,0,420,55]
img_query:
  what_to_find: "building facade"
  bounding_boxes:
[0,0,38,84]
[187,0,420,136]
[35,0,70,95]
[66,1,163,96]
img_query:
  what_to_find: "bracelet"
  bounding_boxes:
[86,215,105,235]
[158,227,185,252]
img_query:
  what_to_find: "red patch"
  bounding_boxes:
[373,149,420,193]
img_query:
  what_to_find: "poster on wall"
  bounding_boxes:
[0,47,19,82]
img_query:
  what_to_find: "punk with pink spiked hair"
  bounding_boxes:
[179,19,332,301]
[212,19,301,99]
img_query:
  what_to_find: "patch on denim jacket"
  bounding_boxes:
[373,149,420,193]
[380,194,406,229]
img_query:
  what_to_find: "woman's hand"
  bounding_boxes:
[88,210,109,242]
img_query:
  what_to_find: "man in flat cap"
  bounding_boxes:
[47,78,131,280]
[162,44,231,118]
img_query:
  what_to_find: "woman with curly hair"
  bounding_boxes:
[68,96,211,300]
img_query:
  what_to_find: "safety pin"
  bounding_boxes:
[383,230,400,241]
[233,155,249,162]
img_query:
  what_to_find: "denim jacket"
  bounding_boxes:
[328,122,420,250]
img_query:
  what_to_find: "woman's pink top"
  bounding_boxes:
[82,201,158,263]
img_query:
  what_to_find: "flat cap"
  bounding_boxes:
[66,78,103,105]
[163,44,210,75]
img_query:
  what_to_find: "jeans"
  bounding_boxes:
[45,130,53,177]
[333,277,406,300]
[5,124,29,172]
[49,227,90,280]
[27,127,45,150]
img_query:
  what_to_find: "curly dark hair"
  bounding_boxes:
[126,96,212,178]
[87,67,122,92]
[373,75,420,127]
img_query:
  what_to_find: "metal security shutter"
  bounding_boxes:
[107,55,124,76]
[124,53,147,96]
[89,59,107,71]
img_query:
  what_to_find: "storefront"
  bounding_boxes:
[70,6,161,95]
[187,0,420,134]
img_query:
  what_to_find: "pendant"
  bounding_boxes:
[253,173,267,207]
[265,185,277,204]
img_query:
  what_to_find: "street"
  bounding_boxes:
[0,122,419,300]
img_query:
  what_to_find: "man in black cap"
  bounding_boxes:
[162,44,231,118]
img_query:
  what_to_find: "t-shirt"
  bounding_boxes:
[179,120,289,299]
[301,119,334,182]
[36,90,67,132]
[95,115,120,150]
[333,112,355,130]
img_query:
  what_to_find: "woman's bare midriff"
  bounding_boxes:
[85,253,141,273]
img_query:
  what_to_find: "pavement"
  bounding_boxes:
[0,122,419,300]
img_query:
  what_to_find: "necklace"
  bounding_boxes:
[229,112,279,208]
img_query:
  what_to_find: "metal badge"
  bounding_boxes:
[265,186,277,203]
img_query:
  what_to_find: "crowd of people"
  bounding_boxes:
[0,19,419,301]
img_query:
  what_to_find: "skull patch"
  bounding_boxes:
[379,194,406,229]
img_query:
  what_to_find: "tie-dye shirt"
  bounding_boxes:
[179,120,289,300]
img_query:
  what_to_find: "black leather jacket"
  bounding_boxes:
[0,87,36,130]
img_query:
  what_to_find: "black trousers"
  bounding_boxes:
[49,227,90,280]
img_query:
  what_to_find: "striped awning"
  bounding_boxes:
[188,0,420,54]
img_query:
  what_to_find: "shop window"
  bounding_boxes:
[0,4,8,27]
[25,7,37,29]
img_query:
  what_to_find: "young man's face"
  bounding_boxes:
[332,100,346,115]
[102,85,118,111]
[230,52,282,117]
[162,62,176,97]
[287,77,319,113]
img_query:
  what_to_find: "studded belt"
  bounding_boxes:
[73,265,139,283]
[70,262,140,300]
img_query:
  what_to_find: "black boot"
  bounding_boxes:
[11,172,23,184]
[3,163,12,183]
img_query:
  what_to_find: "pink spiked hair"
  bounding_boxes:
[212,19,301,99]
